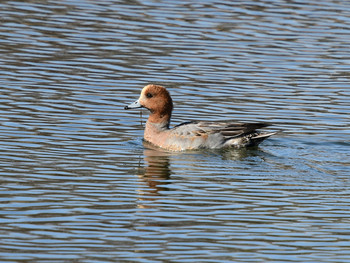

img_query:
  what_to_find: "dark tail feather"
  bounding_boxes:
[249,132,276,146]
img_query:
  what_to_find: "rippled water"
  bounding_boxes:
[1,0,350,262]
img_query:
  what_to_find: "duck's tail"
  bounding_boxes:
[249,132,277,146]
[224,131,277,148]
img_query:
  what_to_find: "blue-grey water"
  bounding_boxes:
[1,0,349,262]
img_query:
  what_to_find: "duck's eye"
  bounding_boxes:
[146,93,153,98]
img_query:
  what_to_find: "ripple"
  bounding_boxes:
[1,0,350,262]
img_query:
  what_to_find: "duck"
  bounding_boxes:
[125,84,276,151]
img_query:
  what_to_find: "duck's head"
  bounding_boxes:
[125,84,173,123]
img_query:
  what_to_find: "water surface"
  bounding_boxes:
[1,0,349,262]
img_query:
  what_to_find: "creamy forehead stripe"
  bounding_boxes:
[140,84,153,97]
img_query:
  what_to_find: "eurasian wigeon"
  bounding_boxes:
[125,84,276,151]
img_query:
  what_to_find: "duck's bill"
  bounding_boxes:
[124,99,142,110]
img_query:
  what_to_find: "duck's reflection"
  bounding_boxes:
[137,141,172,198]
[136,141,272,201]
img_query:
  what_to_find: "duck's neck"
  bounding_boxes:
[146,112,171,130]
